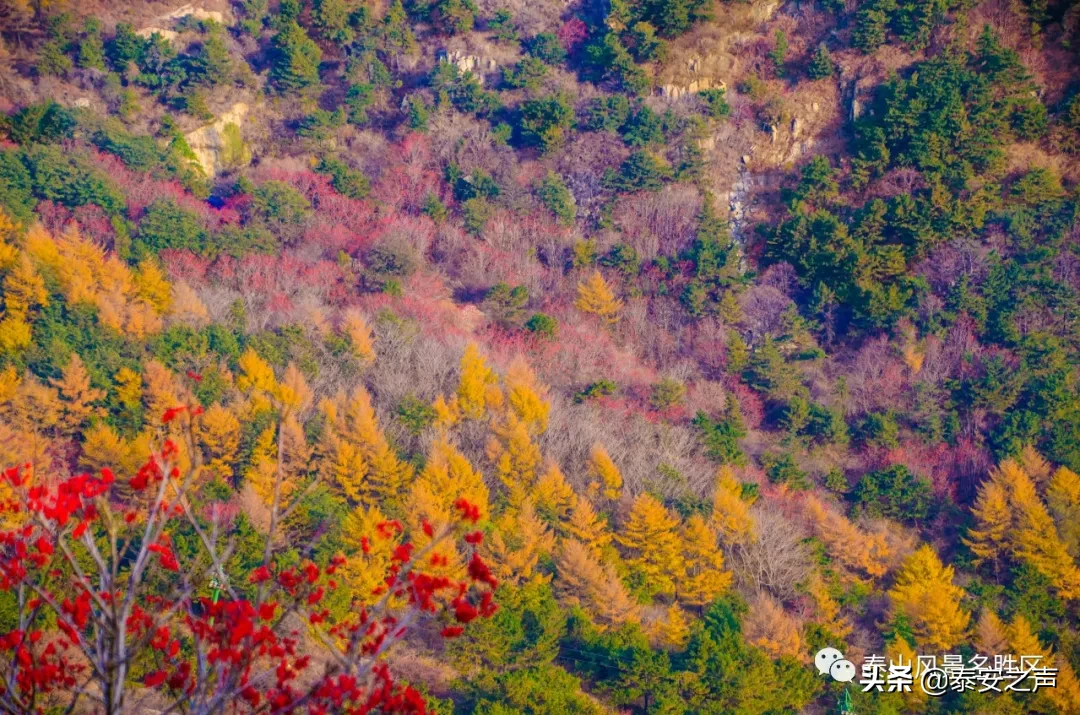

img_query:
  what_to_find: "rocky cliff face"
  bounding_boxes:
[184,102,251,175]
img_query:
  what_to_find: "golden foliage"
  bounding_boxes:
[133,258,171,314]
[650,604,691,650]
[3,254,48,317]
[533,461,577,524]
[888,544,970,650]
[236,348,278,396]
[114,367,142,410]
[565,497,612,555]
[711,466,754,544]
[485,500,555,587]
[575,270,621,324]
[805,495,891,580]
[503,355,550,434]
[487,413,541,500]
[973,608,1008,656]
[457,342,497,420]
[50,354,104,432]
[341,308,376,365]
[1047,467,1080,559]
[340,386,413,504]
[618,493,685,597]
[587,443,622,501]
[555,539,639,630]
[744,593,804,661]
[340,505,399,606]
[194,404,242,479]
[678,515,732,606]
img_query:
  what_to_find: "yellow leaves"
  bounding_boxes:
[575,270,621,324]
[194,404,242,479]
[0,365,20,404]
[167,280,210,326]
[744,593,805,661]
[565,497,612,555]
[805,495,892,580]
[0,315,31,354]
[533,461,576,524]
[244,425,289,507]
[485,500,555,587]
[555,539,639,631]
[968,457,1080,598]
[711,466,753,544]
[411,438,489,525]
[133,258,171,314]
[487,413,541,499]
[1005,614,1080,713]
[143,359,182,422]
[888,544,970,651]
[340,505,399,606]
[973,608,1007,656]
[679,515,732,607]
[504,355,550,434]
[276,363,312,412]
[457,342,497,420]
[10,376,62,433]
[587,443,622,501]
[22,223,162,337]
[1048,467,1080,559]
[649,605,691,650]
[114,367,142,410]
[341,308,376,365]
[432,394,460,430]
[618,493,684,597]
[3,254,48,317]
[50,354,105,432]
[236,348,278,395]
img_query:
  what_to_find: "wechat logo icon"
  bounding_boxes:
[815,647,856,683]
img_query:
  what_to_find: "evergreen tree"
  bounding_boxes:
[268,22,322,94]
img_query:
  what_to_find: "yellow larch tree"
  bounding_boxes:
[650,604,691,650]
[484,499,555,587]
[964,471,1011,572]
[743,593,805,661]
[50,353,105,432]
[114,367,142,411]
[0,365,20,405]
[79,422,133,474]
[244,425,289,508]
[487,413,542,500]
[805,495,891,580]
[236,348,278,397]
[431,394,460,431]
[10,376,62,435]
[340,504,400,606]
[618,493,685,597]
[587,443,623,501]
[143,359,184,422]
[888,544,970,650]
[575,270,621,324]
[3,253,48,317]
[503,355,550,434]
[276,363,313,415]
[970,459,1080,597]
[565,497,612,555]
[328,438,368,505]
[678,515,732,607]
[1010,464,1080,599]
[340,385,413,505]
[1018,444,1052,487]
[413,438,490,523]
[555,539,639,631]
[194,404,242,480]
[973,608,1008,656]
[1047,467,1080,558]
[341,308,376,365]
[133,258,172,314]
[406,482,465,581]
[711,466,754,544]
[806,575,851,639]
[457,342,498,420]
[885,637,927,712]
[533,461,577,525]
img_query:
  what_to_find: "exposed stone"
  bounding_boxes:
[136,27,179,41]
[136,4,227,41]
[751,0,780,22]
[791,117,801,139]
[73,98,91,108]
[438,50,496,84]
[184,102,251,175]
[769,124,778,144]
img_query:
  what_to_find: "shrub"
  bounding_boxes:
[526,32,567,65]
[315,156,371,199]
[525,312,558,339]
[518,94,574,153]
[488,9,518,43]
[136,198,208,255]
[807,44,834,80]
[536,171,576,226]
[699,88,730,120]
[605,151,672,192]
[851,464,933,523]
[501,57,548,90]
[462,196,495,235]
[762,451,810,489]
[650,377,686,410]
[574,379,617,403]
[251,180,312,226]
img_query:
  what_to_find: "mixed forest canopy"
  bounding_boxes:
[0,0,1079,710]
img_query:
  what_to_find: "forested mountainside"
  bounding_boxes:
[0,0,1079,711]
